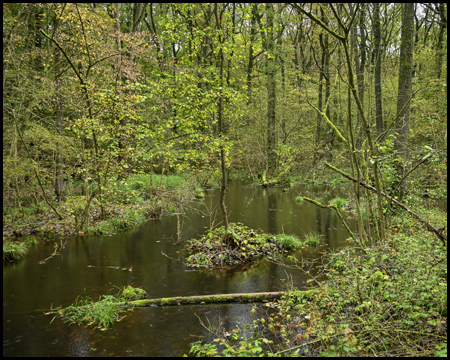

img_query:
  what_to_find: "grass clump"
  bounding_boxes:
[273,234,302,250]
[304,232,321,246]
[110,210,145,231]
[295,195,304,204]
[52,286,146,330]
[3,239,29,261]
[57,295,120,329]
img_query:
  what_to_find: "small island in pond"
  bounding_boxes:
[185,222,302,269]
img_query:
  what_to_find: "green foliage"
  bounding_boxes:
[110,210,145,231]
[120,286,147,301]
[327,251,346,270]
[91,210,146,235]
[434,343,447,357]
[293,220,446,356]
[194,187,205,199]
[91,221,115,236]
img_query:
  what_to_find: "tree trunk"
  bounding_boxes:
[394,3,414,198]
[435,3,446,79]
[116,291,316,307]
[214,3,229,228]
[247,4,258,103]
[313,34,325,167]
[266,3,277,176]
[54,36,64,202]
[323,27,332,160]
[373,3,384,137]
[356,4,366,147]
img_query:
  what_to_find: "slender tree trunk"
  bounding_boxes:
[247,4,258,103]
[374,3,384,137]
[54,46,64,201]
[266,3,277,176]
[313,43,324,167]
[323,30,332,160]
[11,127,22,211]
[353,4,366,148]
[214,4,229,228]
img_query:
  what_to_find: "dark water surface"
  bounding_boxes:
[3,182,356,356]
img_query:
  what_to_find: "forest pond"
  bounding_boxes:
[5,182,362,356]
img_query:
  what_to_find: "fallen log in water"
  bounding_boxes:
[115,290,317,308]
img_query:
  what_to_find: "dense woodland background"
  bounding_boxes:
[3,3,447,230]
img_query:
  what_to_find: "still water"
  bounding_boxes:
[3,182,356,356]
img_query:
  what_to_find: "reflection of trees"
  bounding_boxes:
[325,208,331,242]
[267,189,278,233]
[68,328,91,356]
[315,204,322,234]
